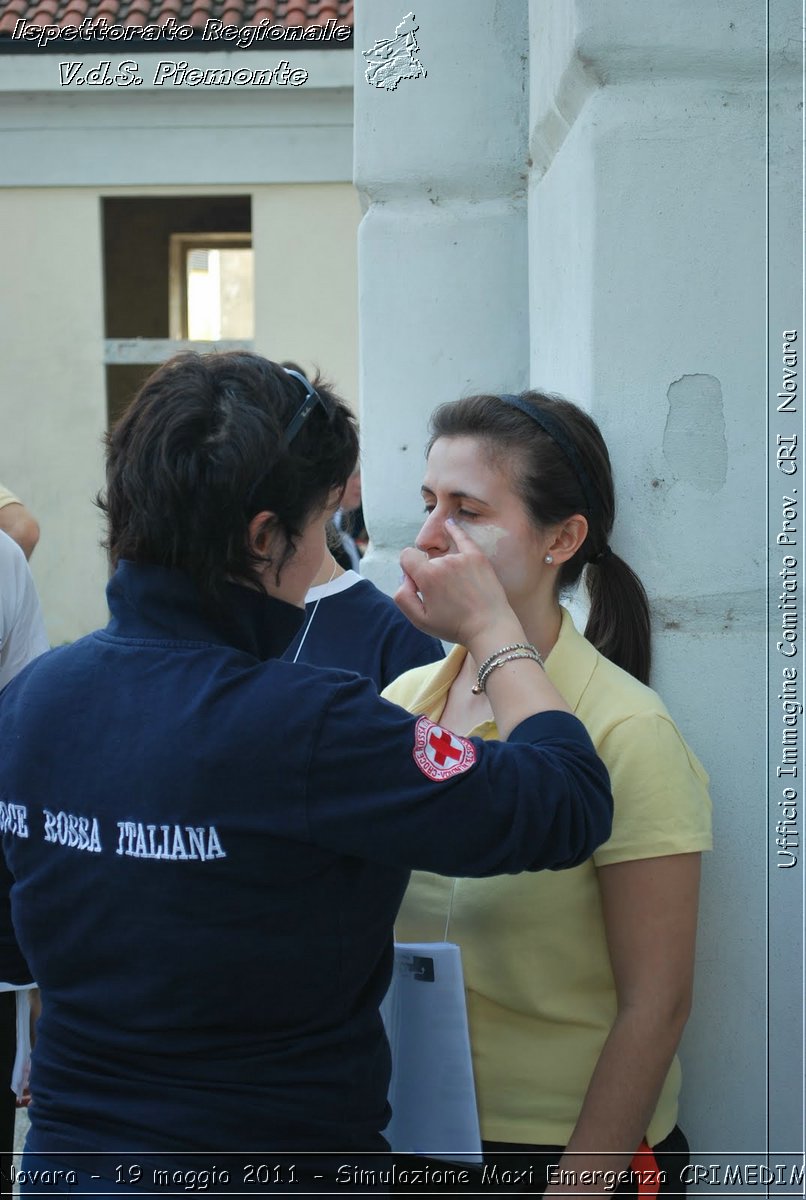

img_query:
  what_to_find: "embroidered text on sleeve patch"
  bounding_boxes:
[413,716,477,781]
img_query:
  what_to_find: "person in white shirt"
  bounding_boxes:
[0,528,48,1189]
[0,486,40,562]
[0,529,49,690]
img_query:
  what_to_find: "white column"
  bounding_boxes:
[354,0,530,593]
[529,0,800,1156]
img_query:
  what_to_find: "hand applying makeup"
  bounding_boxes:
[396,519,572,738]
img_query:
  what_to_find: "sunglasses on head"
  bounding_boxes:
[283,369,332,442]
[245,368,333,514]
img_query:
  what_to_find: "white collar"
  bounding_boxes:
[304,570,364,604]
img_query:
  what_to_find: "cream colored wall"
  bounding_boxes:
[0,188,109,645]
[252,184,360,406]
[0,182,360,644]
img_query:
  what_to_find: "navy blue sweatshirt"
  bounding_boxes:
[282,570,444,689]
[0,562,611,1161]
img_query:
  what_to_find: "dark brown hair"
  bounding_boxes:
[428,391,651,684]
[98,351,358,607]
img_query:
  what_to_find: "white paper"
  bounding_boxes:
[381,941,482,1163]
[0,983,36,1099]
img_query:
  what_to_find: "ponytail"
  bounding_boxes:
[585,552,652,685]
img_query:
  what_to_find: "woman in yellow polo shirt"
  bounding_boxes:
[385,390,712,1196]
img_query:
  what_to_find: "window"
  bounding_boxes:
[169,234,254,340]
[102,196,253,426]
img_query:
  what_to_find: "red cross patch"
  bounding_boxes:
[412,717,477,781]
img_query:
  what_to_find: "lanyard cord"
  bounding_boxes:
[291,559,339,665]
[291,596,323,664]
[395,876,457,946]
[444,878,458,942]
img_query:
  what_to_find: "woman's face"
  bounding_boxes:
[417,436,552,608]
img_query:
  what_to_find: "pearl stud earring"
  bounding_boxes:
[544,554,554,564]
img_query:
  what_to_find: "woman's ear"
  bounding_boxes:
[547,514,589,564]
[247,511,278,561]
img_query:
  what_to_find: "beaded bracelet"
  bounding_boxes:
[474,643,540,679]
[474,650,544,695]
[472,645,545,695]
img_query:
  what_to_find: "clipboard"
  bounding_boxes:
[380,941,482,1164]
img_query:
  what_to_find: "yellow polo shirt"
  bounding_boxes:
[383,608,712,1148]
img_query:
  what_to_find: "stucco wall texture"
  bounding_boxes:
[355,0,796,1157]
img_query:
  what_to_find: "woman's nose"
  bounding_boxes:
[415,509,450,556]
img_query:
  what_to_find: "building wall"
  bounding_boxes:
[0,187,109,645]
[252,183,360,397]
[0,47,358,643]
[0,179,359,643]
[527,0,773,1154]
[0,50,354,187]
[356,0,798,1156]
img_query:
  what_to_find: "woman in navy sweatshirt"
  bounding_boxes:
[0,353,612,1193]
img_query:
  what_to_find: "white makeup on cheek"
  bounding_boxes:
[457,520,507,558]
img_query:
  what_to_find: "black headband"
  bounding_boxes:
[498,393,598,518]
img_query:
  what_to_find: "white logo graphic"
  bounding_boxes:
[363,12,426,92]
